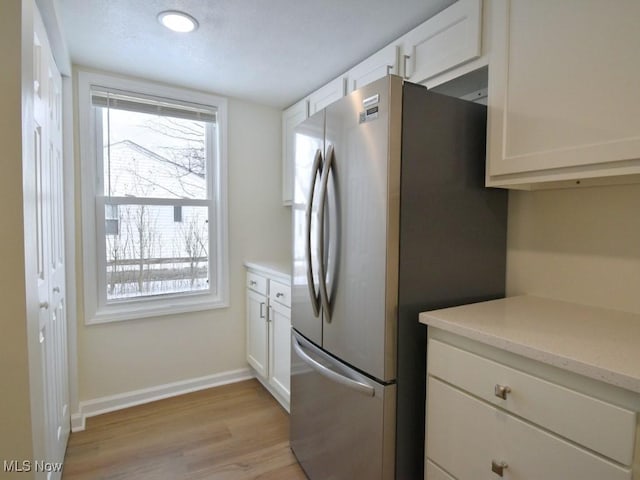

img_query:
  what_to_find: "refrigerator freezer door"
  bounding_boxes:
[290,330,395,480]
[320,75,403,382]
[292,110,325,346]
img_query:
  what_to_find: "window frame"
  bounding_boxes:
[78,70,229,324]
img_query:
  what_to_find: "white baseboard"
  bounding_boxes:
[71,368,253,432]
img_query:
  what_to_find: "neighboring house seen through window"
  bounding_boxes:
[79,71,228,323]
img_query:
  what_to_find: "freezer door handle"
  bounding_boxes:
[292,331,375,397]
[317,144,334,322]
[305,149,323,318]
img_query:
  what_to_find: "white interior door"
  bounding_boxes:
[34,8,70,476]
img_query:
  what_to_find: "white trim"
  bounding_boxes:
[86,297,228,325]
[35,0,71,75]
[62,74,80,423]
[70,368,253,432]
[77,69,229,324]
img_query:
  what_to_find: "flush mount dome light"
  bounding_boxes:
[158,10,199,33]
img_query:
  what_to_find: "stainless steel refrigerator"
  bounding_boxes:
[290,75,507,480]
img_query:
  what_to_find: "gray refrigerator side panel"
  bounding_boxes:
[395,83,508,480]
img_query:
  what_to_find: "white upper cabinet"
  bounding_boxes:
[308,75,347,116]
[282,0,490,202]
[282,99,308,205]
[400,0,482,85]
[347,44,399,93]
[486,0,640,188]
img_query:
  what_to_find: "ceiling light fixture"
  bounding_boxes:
[158,10,199,33]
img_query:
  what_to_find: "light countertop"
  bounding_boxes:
[244,261,291,281]
[419,296,640,394]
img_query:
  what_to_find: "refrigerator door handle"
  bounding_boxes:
[305,149,323,318]
[317,144,334,322]
[292,331,375,397]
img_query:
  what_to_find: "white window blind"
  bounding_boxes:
[91,87,217,123]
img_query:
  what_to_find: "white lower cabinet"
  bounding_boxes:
[245,265,291,411]
[426,460,455,480]
[268,298,291,403]
[425,335,637,479]
[246,287,268,378]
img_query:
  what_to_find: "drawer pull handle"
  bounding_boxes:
[249,280,257,286]
[494,384,511,399]
[276,292,284,298]
[491,460,508,477]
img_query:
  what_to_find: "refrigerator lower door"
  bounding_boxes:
[290,330,395,480]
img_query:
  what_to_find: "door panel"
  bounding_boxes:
[268,301,291,402]
[246,289,268,377]
[292,110,324,346]
[290,331,395,480]
[34,8,69,474]
[321,76,401,382]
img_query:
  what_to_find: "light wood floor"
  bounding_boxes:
[62,379,307,479]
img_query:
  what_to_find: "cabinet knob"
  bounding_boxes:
[53,286,60,293]
[491,460,508,477]
[494,384,511,400]
[39,301,49,310]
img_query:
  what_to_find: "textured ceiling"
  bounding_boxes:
[59,0,456,108]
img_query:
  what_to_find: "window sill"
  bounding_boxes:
[85,296,229,325]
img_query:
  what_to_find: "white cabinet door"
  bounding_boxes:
[487,0,640,188]
[34,8,69,475]
[347,44,398,93]
[308,76,346,116]
[268,300,291,405]
[401,0,482,84]
[246,289,268,378]
[282,99,308,206]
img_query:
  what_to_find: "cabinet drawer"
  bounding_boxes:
[428,339,636,465]
[426,460,455,480]
[426,378,632,480]
[246,271,267,295]
[269,280,291,308]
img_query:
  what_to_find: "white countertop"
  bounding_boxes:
[419,296,640,394]
[244,261,291,281]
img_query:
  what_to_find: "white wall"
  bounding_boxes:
[73,68,291,403]
[507,183,640,314]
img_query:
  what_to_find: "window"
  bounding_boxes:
[78,71,228,323]
[173,205,183,223]
[105,204,119,236]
